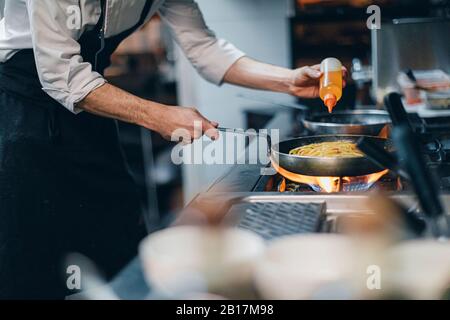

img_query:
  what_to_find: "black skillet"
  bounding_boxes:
[218,128,391,177]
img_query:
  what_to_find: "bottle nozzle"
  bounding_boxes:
[324,93,337,113]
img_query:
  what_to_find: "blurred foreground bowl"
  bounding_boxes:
[387,240,450,299]
[254,234,356,300]
[139,226,265,297]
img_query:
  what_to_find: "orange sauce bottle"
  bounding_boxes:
[319,58,343,113]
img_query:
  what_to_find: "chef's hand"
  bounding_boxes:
[155,106,219,144]
[288,65,348,98]
[77,84,219,144]
[223,57,348,100]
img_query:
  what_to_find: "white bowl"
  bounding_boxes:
[254,234,356,299]
[387,239,450,299]
[139,226,265,296]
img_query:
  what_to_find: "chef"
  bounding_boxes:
[0,0,345,298]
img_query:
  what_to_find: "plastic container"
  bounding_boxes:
[397,69,450,105]
[425,89,450,110]
[320,58,343,113]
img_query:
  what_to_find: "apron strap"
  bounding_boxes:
[82,0,154,74]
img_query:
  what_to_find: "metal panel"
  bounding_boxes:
[372,18,450,104]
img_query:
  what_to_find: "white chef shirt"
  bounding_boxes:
[0,0,245,113]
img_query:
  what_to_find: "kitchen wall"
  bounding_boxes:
[175,0,294,203]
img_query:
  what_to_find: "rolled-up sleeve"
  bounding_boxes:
[26,0,106,113]
[158,0,245,85]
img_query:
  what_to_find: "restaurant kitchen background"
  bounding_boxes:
[46,0,450,300]
[108,0,450,227]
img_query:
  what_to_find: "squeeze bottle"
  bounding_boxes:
[320,58,343,113]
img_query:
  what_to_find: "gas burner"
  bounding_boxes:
[274,171,403,193]
[276,168,390,193]
[423,135,450,162]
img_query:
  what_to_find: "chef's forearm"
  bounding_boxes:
[223,56,295,93]
[76,83,163,130]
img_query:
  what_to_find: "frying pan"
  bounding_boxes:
[302,110,391,136]
[238,95,391,136]
[271,135,391,177]
[218,128,391,177]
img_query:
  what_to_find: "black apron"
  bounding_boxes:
[0,1,153,299]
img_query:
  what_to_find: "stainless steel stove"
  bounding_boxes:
[187,111,450,237]
[253,163,450,194]
[249,112,450,195]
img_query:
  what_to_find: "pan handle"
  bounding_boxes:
[356,137,409,179]
[384,92,414,131]
[217,127,272,156]
[393,125,449,238]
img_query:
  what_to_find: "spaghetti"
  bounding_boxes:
[289,141,364,158]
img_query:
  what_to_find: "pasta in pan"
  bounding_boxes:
[289,141,364,158]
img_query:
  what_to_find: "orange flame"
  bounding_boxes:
[273,162,388,193]
[317,176,341,193]
[378,124,390,139]
[362,169,389,185]
[279,178,287,192]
